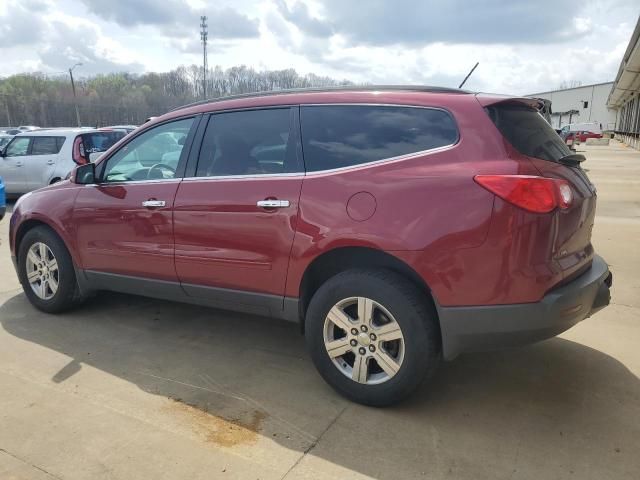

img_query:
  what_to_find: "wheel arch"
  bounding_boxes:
[14,218,78,267]
[297,246,438,332]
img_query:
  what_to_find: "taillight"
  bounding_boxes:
[72,136,87,165]
[474,175,573,213]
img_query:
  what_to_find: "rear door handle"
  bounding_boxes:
[142,200,166,208]
[15,161,23,167]
[46,160,55,165]
[257,199,290,208]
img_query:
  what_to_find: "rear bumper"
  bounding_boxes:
[437,255,612,360]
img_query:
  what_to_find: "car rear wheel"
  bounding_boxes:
[305,269,440,406]
[17,226,81,313]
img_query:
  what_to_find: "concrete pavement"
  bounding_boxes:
[0,141,638,479]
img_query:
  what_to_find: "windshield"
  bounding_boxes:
[486,102,572,163]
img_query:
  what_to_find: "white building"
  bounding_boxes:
[608,16,640,150]
[528,82,618,131]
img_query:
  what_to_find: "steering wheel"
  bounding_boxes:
[147,163,176,180]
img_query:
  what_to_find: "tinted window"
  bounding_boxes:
[5,137,30,156]
[102,117,194,182]
[81,131,126,154]
[300,105,458,171]
[31,136,64,155]
[196,108,296,177]
[486,103,572,162]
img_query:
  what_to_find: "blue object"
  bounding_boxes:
[0,176,5,221]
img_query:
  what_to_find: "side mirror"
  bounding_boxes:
[74,163,95,184]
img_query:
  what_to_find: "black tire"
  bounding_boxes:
[305,269,441,407]
[17,226,81,313]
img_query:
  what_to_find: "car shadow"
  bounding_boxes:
[1,291,638,479]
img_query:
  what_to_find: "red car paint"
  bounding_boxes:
[10,88,597,314]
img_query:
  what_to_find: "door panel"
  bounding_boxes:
[0,137,30,193]
[24,136,64,190]
[174,176,303,295]
[173,107,304,298]
[73,116,198,283]
[74,181,180,281]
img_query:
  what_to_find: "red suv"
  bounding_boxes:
[9,87,612,406]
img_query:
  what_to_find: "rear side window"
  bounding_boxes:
[31,136,65,155]
[81,131,126,154]
[485,103,572,162]
[196,108,298,177]
[300,105,458,172]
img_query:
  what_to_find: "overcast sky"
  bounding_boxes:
[1,0,638,95]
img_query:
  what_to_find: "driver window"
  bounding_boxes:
[102,117,194,182]
[5,137,31,157]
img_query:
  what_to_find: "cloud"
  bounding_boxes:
[39,20,144,75]
[0,0,49,47]
[274,0,332,37]
[78,0,260,39]
[288,0,594,46]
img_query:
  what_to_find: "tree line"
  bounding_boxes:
[0,65,353,128]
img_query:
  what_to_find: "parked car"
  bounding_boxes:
[0,129,126,196]
[9,86,612,406]
[0,134,13,149]
[2,128,22,136]
[105,125,138,134]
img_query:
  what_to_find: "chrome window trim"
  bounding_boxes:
[89,178,182,187]
[183,172,304,182]
[303,142,458,176]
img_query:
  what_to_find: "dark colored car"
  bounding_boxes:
[9,86,612,406]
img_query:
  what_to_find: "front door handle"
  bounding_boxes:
[15,161,23,167]
[142,200,166,208]
[257,199,290,208]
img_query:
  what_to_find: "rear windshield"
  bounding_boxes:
[485,103,571,162]
[81,131,126,154]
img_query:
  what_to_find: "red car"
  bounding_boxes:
[9,87,612,406]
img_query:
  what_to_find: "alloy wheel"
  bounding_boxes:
[25,242,59,300]
[323,296,405,385]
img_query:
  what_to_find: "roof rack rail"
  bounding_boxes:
[170,85,471,112]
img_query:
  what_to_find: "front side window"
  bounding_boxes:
[102,118,194,182]
[5,137,30,157]
[196,108,296,177]
[31,136,65,155]
[300,105,459,172]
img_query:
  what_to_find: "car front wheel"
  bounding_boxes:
[305,269,440,406]
[17,226,81,313]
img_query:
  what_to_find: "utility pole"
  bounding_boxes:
[69,63,83,127]
[200,15,208,100]
[0,94,10,126]
[458,62,479,89]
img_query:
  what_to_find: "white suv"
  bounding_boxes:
[0,129,126,196]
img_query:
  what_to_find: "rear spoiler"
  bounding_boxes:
[475,93,543,110]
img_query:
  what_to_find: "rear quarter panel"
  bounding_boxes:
[285,95,535,303]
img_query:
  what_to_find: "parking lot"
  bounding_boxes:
[0,141,638,480]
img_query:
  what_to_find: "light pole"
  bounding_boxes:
[200,16,208,100]
[69,63,82,127]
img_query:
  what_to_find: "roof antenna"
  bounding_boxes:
[458,62,479,89]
